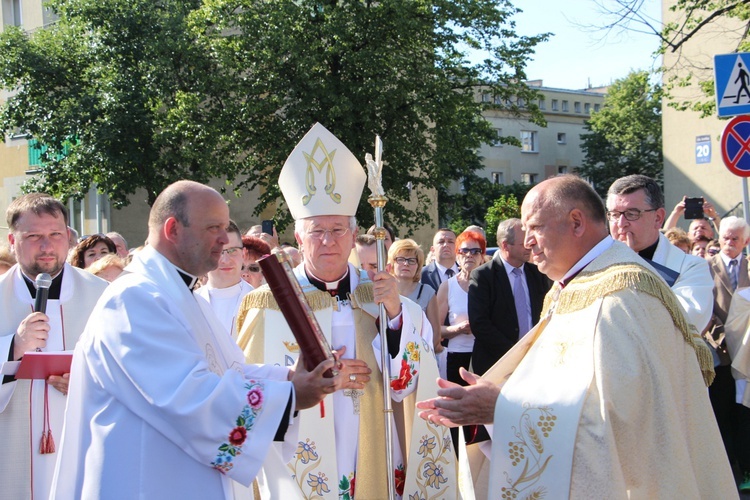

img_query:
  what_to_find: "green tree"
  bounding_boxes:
[484,194,520,246]
[577,70,663,197]
[0,0,548,232]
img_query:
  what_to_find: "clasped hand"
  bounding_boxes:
[290,346,372,411]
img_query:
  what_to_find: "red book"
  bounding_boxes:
[258,250,338,378]
[16,352,73,380]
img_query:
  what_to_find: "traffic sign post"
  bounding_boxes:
[721,115,750,234]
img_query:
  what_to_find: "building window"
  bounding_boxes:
[491,171,504,185]
[551,99,558,111]
[520,131,538,153]
[584,103,591,114]
[2,0,22,26]
[557,133,566,144]
[517,97,526,108]
[481,93,491,103]
[594,104,601,112]
[494,95,503,105]
[492,128,503,147]
[521,173,538,185]
[574,102,581,113]
[558,166,568,174]
[538,98,546,110]
[561,100,569,112]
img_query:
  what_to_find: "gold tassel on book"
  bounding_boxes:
[39,381,56,454]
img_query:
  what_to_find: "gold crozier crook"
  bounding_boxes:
[302,138,342,206]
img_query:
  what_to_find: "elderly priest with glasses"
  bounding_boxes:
[236,123,456,499]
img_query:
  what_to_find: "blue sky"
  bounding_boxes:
[512,0,662,90]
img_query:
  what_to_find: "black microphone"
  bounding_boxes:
[34,273,52,313]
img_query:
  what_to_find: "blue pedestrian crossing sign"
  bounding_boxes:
[715,53,750,117]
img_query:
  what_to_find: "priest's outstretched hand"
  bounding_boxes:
[416,367,500,426]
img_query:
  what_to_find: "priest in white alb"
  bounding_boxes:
[418,175,737,498]
[50,180,340,499]
[0,193,108,500]
[236,123,458,499]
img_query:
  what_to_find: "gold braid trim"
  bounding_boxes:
[543,263,715,387]
[350,282,374,305]
[238,285,336,312]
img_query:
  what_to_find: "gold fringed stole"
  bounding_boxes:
[543,262,715,386]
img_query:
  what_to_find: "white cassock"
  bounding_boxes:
[195,280,254,339]
[50,246,297,499]
[0,264,107,500]
[237,264,459,499]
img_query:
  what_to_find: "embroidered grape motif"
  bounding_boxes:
[536,414,556,437]
[507,442,525,466]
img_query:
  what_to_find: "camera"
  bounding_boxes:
[684,197,704,220]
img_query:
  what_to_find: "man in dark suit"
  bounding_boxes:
[707,215,750,491]
[421,228,458,292]
[469,218,551,376]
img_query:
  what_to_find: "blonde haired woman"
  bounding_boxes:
[387,239,443,359]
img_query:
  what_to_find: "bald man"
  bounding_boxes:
[51,181,341,499]
[418,175,734,498]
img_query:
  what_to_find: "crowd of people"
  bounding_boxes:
[0,124,747,498]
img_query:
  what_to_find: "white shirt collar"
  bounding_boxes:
[560,236,614,284]
[720,251,740,268]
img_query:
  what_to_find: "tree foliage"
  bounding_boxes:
[577,70,663,197]
[484,193,520,246]
[592,0,750,116]
[0,0,548,232]
[444,180,529,241]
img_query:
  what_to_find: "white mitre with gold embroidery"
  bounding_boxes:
[279,123,366,220]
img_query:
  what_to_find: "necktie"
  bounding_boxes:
[445,268,455,280]
[729,259,739,291]
[512,267,531,338]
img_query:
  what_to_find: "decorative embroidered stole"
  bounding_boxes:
[236,272,458,499]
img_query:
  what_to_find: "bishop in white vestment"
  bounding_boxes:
[236,123,458,499]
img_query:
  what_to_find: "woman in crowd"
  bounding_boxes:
[241,235,271,289]
[386,239,442,356]
[436,230,486,385]
[70,234,117,269]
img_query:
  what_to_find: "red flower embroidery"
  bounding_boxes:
[394,466,405,496]
[390,359,413,391]
[229,426,247,446]
[247,388,264,408]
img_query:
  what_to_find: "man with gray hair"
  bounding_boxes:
[469,218,550,376]
[707,215,750,490]
[606,174,714,335]
[236,123,453,497]
[105,231,129,258]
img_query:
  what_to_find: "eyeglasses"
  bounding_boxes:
[457,248,483,256]
[220,247,243,257]
[243,264,261,273]
[394,257,418,265]
[707,248,720,256]
[305,227,350,240]
[606,208,657,222]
